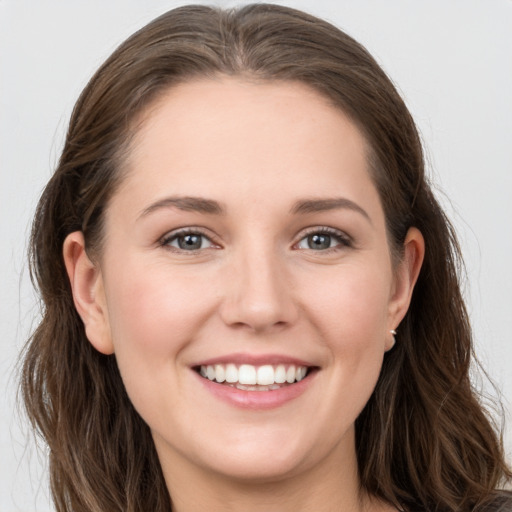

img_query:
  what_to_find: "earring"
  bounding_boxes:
[387,329,397,350]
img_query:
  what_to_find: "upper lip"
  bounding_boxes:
[192,353,315,368]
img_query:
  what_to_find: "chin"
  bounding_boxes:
[154,421,320,484]
[203,450,310,484]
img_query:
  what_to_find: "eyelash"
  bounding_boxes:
[159,226,352,253]
[294,226,352,252]
[160,228,219,253]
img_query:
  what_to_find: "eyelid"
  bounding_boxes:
[159,227,221,251]
[158,225,351,252]
[293,226,353,250]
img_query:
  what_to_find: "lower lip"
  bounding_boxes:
[194,371,316,410]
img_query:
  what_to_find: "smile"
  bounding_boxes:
[197,363,309,391]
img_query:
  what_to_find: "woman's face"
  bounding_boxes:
[67,78,421,485]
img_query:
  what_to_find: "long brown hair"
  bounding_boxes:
[21,4,511,511]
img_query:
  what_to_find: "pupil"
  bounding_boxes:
[179,234,202,250]
[309,234,330,250]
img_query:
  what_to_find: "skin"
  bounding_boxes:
[64,78,424,511]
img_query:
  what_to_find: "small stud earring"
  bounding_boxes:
[386,329,397,351]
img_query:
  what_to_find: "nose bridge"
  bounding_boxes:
[220,233,297,331]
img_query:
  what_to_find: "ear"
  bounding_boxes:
[63,231,114,355]
[386,227,425,349]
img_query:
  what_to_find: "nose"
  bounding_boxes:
[219,247,299,333]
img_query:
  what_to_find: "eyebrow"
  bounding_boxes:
[138,196,225,219]
[290,197,371,223]
[138,195,371,223]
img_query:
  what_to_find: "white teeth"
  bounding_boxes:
[225,364,238,383]
[234,383,282,391]
[275,364,286,384]
[256,365,274,385]
[214,364,225,383]
[238,364,257,385]
[296,366,307,381]
[198,363,309,386]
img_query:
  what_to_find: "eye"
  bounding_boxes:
[295,228,351,251]
[161,230,216,251]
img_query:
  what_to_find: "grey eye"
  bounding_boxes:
[166,233,214,251]
[178,234,203,250]
[296,230,349,251]
[306,233,332,250]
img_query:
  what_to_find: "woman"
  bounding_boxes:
[21,4,511,511]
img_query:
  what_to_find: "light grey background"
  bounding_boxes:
[1,1,511,510]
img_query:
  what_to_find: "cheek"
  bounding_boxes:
[288,262,392,449]
[106,259,209,341]
[102,260,215,390]
[304,262,391,406]
[303,261,392,349]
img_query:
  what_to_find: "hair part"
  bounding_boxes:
[21,4,511,511]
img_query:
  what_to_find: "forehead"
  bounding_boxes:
[112,77,381,221]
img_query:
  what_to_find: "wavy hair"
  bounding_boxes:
[21,4,511,511]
